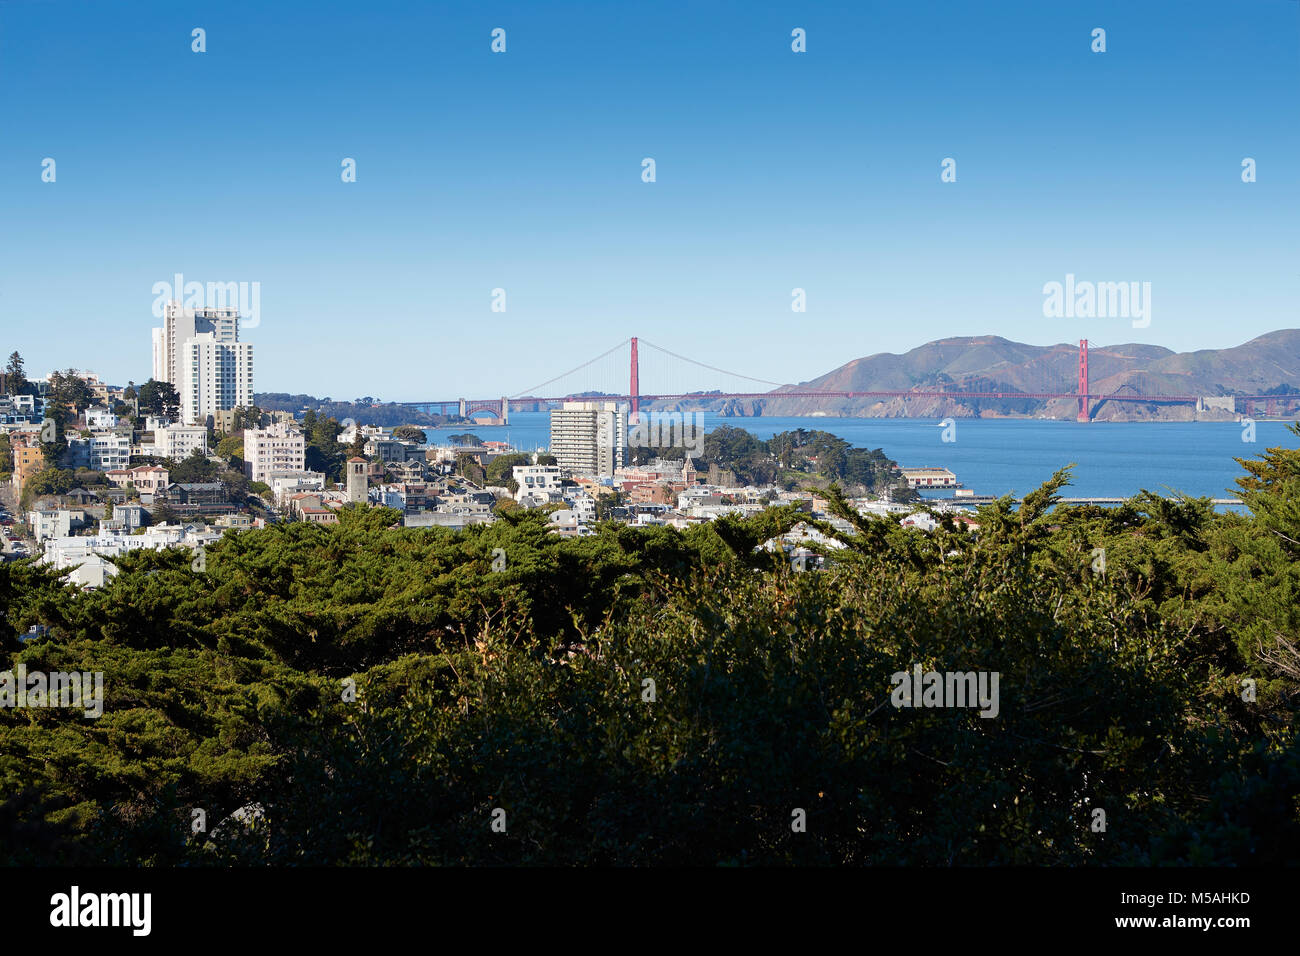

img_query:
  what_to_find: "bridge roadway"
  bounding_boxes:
[405,390,1300,411]
[933,495,1242,507]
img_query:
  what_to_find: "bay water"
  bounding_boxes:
[426,413,1298,502]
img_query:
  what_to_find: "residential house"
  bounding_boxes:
[105,464,170,494]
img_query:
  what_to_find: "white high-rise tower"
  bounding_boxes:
[154,301,239,387]
[179,333,254,426]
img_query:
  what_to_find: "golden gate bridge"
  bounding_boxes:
[400,338,1300,423]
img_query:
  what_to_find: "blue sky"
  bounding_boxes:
[1,0,1296,400]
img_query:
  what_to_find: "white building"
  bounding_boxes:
[548,401,628,478]
[512,464,563,501]
[179,333,254,426]
[41,525,218,585]
[151,326,166,383]
[563,490,597,523]
[113,503,147,530]
[340,423,387,445]
[243,422,306,483]
[148,424,209,459]
[266,470,325,505]
[67,433,131,472]
[156,301,240,387]
[85,407,116,429]
[66,553,118,589]
[31,509,84,544]
[548,509,592,537]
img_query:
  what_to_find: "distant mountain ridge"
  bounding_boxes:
[662,330,1300,421]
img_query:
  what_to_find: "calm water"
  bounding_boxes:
[426,414,1297,501]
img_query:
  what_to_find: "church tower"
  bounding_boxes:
[346,457,368,504]
[682,454,698,486]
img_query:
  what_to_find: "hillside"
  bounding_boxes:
[253,393,459,427]
[658,331,1300,421]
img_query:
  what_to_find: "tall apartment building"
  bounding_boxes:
[180,333,254,426]
[151,327,166,382]
[243,422,306,483]
[549,401,628,478]
[155,301,239,386]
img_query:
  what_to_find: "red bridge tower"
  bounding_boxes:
[1077,339,1090,422]
[630,336,640,423]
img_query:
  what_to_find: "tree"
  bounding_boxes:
[220,469,252,504]
[216,434,244,462]
[40,416,67,469]
[148,502,179,525]
[448,433,482,447]
[231,405,263,431]
[493,497,521,515]
[4,352,26,395]
[137,379,180,419]
[303,414,346,482]
[4,435,1300,867]
[45,370,93,422]
[486,453,531,485]
[18,467,75,508]
[454,453,486,484]
[391,425,427,444]
[169,449,219,483]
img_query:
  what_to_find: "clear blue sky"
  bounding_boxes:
[1,0,1296,400]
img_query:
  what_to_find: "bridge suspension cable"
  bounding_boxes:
[511,338,630,399]
[637,337,788,389]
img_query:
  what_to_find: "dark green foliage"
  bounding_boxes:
[136,379,180,419]
[1,439,1298,865]
[168,449,220,484]
[301,412,347,482]
[391,425,427,443]
[19,467,76,508]
[46,370,94,422]
[4,352,27,395]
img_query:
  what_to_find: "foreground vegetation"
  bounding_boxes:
[1,428,1298,865]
